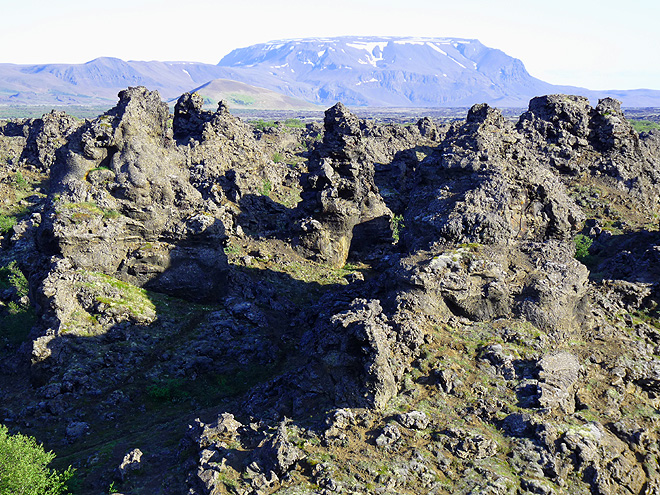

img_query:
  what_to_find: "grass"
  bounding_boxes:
[86,273,155,316]
[58,201,120,221]
[0,214,16,234]
[573,234,593,262]
[0,261,29,297]
[58,271,157,334]
[260,179,273,197]
[631,307,660,331]
[0,301,36,344]
[273,186,301,209]
[13,171,30,191]
[145,364,281,409]
[631,120,660,133]
[236,258,368,308]
[223,242,242,256]
[0,105,108,119]
[147,378,190,403]
[0,171,42,231]
[271,260,359,286]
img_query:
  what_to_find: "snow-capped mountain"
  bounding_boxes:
[215,36,577,107]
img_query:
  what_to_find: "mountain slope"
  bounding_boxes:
[192,78,319,110]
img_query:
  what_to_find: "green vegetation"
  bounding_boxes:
[146,366,280,408]
[227,93,256,107]
[82,272,156,321]
[0,215,16,235]
[0,261,36,344]
[631,120,660,133]
[252,119,277,131]
[573,234,593,262]
[391,214,405,243]
[631,307,660,331]
[98,115,113,130]
[284,118,305,128]
[0,105,107,119]
[272,152,283,163]
[147,378,190,403]
[101,208,120,219]
[268,259,363,287]
[274,186,302,209]
[59,271,157,335]
[58,201,120,221]
[261,179,273,197]
[0,424,73,495]
[459,242,481,251]
[213,368,275,398]
[0,261,29,298]
[223,242,241,255]
[14,171,29,191]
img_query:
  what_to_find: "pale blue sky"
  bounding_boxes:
[1,0,658,90]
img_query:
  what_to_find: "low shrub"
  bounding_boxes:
[147,378,189,403]
[284,118,305,128]
[391,214,405,243]
[0,215,16,234]
[0,424,74,495]
[574,234,593,261]
[253,119,277,131]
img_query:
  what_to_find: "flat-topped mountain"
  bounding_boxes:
[216,36,660,107]
[216,36,560,107]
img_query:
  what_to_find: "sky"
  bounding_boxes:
[1,0,659,90]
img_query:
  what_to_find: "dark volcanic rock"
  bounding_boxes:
[404,103,584,251]
[518,95,660,212]
[299,103,393,267]
[298,102,442,266]
[37,87,229,302]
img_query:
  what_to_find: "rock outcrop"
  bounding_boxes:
[36,87,229,304]
[298,102,442,266]
[405,103,585,250]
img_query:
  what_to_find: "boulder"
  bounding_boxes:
[536,352,580,413]
[311,299,398,410]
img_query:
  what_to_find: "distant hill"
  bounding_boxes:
[0,57,230,105]
[192,79,319,110]
[1,38,659,108]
